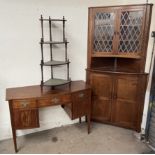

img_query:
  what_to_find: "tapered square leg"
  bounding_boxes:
[87,115,91,134]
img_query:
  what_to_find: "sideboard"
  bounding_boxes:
[6,80,91,152]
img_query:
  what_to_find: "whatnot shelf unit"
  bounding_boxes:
[40,15,71,87]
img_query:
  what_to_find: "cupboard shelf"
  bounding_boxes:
[87,68,148,75]
[92,54,141,59]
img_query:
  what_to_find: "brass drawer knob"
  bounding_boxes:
[21,101,29,108]
[51,98,59,104]
[79,93,84,98]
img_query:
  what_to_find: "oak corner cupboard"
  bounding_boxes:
[86,4,153,132]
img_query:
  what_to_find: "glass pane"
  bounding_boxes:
[118,11,143,53]
[94,12,115,52]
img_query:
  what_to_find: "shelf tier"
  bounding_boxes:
[40,41,69,44]
[92,54,141,59]
[42,60,70,66]
[43,78,71,86]
[86,68,148,75]
[40,19,67,22]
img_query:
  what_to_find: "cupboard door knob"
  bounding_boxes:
[21,101,29,108]
[79,93,84,98]
[51,98,59,104]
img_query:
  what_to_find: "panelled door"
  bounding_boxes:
[90,72,143,130]
[90,73,113,121]
[111,75,139,129]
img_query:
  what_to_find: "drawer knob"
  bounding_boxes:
[79,93,84,98]
[51,98,59,104]
[21,101,29,108]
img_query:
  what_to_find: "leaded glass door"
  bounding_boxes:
[92,9,117,56]
[116,7,145,58]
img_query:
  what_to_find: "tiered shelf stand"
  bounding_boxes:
[40,15,71,87]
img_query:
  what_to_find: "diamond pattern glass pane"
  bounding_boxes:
[94,12,115,52]
[118,11,143,53]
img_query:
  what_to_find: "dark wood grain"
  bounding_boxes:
[88,70,147,131]
[90,73,113,122]
[13,109,39,129]
[6,81,90,101]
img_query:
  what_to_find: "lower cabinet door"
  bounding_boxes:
[111,75,139,129]
[13,109,39,129]
[90,73,113,122]
[89,71,146,131]
[92,96,111,122]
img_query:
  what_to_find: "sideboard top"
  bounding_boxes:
[6,80,90,101]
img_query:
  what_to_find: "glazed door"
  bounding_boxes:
[111,75,139,129]
[90,5,146,58]
[90,73,113,121]
[116,6,146,58]
[90,8,117,56]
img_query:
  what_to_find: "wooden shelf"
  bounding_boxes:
[43,60,70,66]
[44,78,71,86]
[87,68,148,75]
[40,41,69,44]
[92,54,141,59]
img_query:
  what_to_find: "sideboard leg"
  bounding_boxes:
[79,117,81,123]
[12,128,18,153]
[9,102,18,153]
[85,115,87,122]
[87,114,91,134]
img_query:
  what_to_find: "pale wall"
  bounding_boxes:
[0,0,155,140]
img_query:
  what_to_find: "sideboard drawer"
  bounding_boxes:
[38,94,71,107]
[13,109,39,129]
[72,90,91,119]
[12,99,37,109]
[73,90,89,101]
[63,89,91,119]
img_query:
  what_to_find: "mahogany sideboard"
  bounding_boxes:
[6,80,91,152]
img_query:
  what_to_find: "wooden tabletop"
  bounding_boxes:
[6,80,90,101]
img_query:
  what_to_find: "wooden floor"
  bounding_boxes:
[0,122,151,154]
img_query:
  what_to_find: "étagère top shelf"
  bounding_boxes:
[40,18,67,22]
[40,15,71,87]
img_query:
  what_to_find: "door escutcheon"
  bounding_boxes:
[21,101,29,108]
